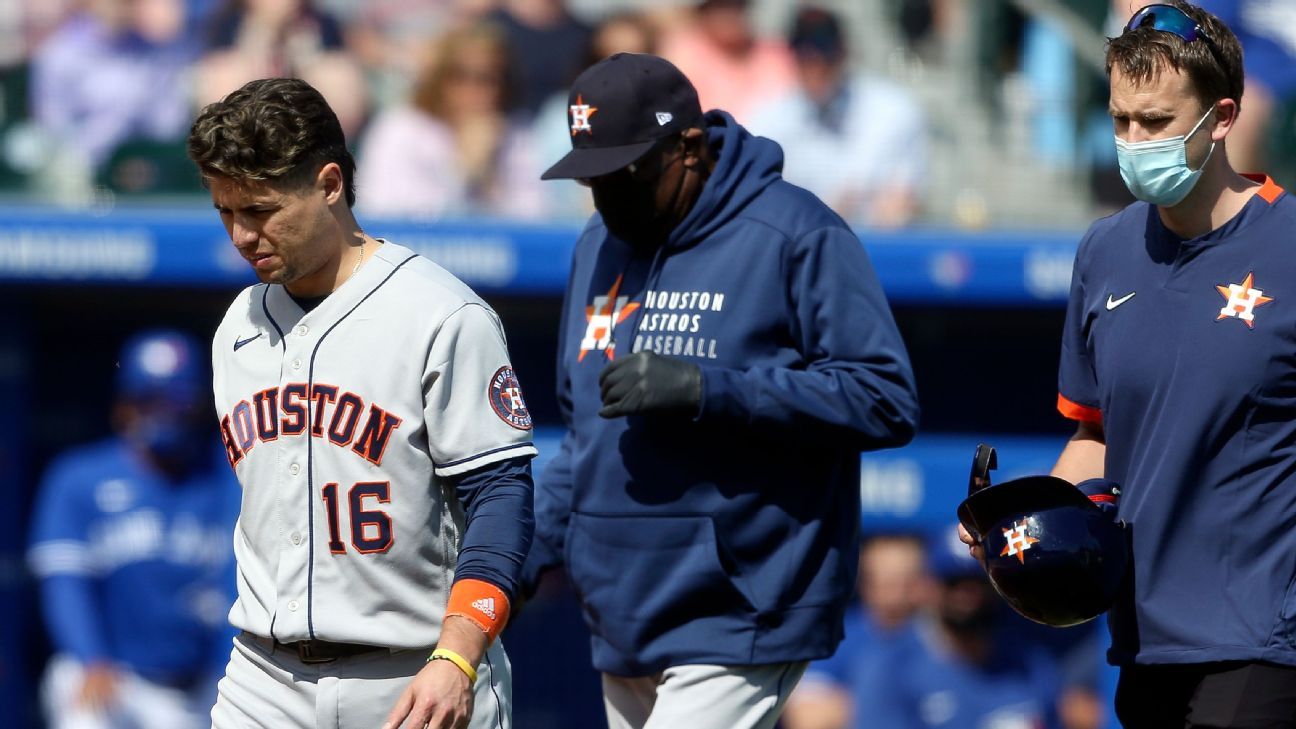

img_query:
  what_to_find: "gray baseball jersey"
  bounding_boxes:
[211,240,536,648]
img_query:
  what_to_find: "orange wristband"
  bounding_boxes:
[445,578,510,641]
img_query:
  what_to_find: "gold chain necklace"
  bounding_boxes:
[352,239,365,275]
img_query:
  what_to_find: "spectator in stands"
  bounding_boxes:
[1194,0,1296,175]
[194,0,367,137]
[488,0,591,119]
[658,0,796,123]
[534,12,659,220]
[355,22,545,220]
[748,6,928,228]
[0,1,79,67]
[783,533,928,729]
[585,11,658,62]
[795,527,1063,729]
[30,0,196,171]
[325,0,485,107]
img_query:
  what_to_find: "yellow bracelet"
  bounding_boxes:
[428,647,477,684]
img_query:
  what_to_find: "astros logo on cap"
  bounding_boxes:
[570,94,597,136]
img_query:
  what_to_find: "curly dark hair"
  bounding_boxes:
[187,78,356,206]
[1106,1,1244,114]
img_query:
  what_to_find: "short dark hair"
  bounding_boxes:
[187,78,356,206]
[790,6,845,61]
[1106,1,1244,115]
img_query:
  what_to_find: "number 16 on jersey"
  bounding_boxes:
[321,481,394,554]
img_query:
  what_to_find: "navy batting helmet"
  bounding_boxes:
[956,444,1129,627]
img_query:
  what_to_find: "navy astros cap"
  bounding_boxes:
[541,53,703,181]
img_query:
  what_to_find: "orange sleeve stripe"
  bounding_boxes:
[1242,173,1284,204]
[445,578,510,642]
[1057,393,1102,424]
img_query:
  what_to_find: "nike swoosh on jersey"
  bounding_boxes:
[233,333,264,351]
[1106,292,1136,310]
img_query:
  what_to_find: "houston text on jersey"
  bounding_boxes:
[219,383,403,469]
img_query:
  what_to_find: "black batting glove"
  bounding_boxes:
[598,351,703,419]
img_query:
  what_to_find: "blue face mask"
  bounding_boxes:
[1115,107,1216,207]
[123,399,206,469]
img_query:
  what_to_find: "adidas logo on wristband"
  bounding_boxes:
[472,597,497,621]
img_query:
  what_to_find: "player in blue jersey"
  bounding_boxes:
[793,529,1063,729]
[963,2,1296,725]
[27,330,239,729]
[782,533,928,729]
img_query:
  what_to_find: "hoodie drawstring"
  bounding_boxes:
[624,243,670,355]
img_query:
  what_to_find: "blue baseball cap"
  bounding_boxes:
[927,524,984,581]
[115,329,204,404]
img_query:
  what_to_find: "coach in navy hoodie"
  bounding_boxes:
[528,53,918,728]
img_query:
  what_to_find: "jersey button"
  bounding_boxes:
[291,358,302,370]
[289,463,301,476]
[287,600,299,611]
[295,325,309,337]
[290,532,302,546]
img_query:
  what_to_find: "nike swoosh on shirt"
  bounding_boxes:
[1106,292,1136,310]
[233,333,263,351]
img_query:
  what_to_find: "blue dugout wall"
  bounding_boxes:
[0,206,1085,728]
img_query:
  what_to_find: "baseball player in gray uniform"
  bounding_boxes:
[188,78,536,729]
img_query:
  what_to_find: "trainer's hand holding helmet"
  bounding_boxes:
[956,444,1129,627]
[957,522,984,562]
[598,352,702,418]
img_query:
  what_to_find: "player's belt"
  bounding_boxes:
[244,632,388,664]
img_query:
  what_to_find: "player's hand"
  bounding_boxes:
[957,522,985,562]
[382,658,474,729]
[76,662,120,713]
[598,351,702,418]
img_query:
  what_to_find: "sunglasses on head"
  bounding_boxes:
[1124,3,1226,69]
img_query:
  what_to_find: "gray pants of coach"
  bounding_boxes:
[602,662,808,729]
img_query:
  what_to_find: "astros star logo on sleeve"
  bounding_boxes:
[489,366,533,430]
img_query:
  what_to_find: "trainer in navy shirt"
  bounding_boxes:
[1049,3,1296,724]
[1060,174,1296,667]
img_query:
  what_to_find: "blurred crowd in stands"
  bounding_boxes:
[0,0,1292,227]
[779,526,1117,729]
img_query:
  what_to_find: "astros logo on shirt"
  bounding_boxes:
[1216,272,1273,329]
[570,95,597,136]
[579,275,639,361]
